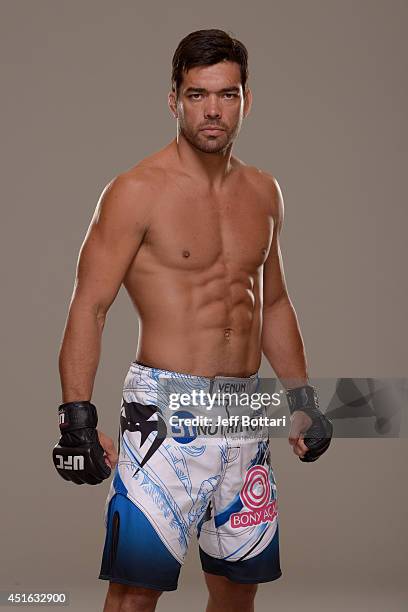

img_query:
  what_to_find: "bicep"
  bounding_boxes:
[262,176,289,308]
[70,175,149,315]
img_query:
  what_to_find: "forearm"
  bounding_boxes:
[58,299,105,403]
[261,295,309,390]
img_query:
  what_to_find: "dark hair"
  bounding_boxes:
[171,29,249,96]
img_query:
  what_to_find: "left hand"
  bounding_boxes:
[288,410,313,459]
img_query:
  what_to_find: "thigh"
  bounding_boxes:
[198,439,282,584]
[99,491,181,591]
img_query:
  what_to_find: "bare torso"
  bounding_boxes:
[123,142,275,377]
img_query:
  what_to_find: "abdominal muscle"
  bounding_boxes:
[124,262,263,378]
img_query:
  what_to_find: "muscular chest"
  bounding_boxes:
[143,192,274,272]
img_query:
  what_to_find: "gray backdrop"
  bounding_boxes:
[1,1,407,610]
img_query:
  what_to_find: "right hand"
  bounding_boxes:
[52,401,112,485]
[97,430,118,470]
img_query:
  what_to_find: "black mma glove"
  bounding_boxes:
[286,385,333,462]
[52,401,111,484]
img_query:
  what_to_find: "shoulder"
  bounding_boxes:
[114,159,167,194]
[234,162,284,222]
[101,159,167,205]
[241,164,282,198]
[93,164,165,232]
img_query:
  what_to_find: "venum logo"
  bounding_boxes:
[55,455,84,470]
[230,465,277,529]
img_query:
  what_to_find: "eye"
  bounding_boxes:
[223,93,238,99]
[189,93,203,100]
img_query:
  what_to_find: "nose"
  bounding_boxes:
[204,94,221,120]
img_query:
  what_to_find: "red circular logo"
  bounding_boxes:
[240,465,271,510]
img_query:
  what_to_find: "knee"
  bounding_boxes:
[121,586,162,610]
[229,582,258,604]
[106,582,163,610]
[210,579,258,607]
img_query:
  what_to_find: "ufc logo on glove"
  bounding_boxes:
[54,454,85,471]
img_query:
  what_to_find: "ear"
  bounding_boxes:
[168,91,178,118]
[243,87,253,118]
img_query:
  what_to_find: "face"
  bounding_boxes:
[168,60,252,154]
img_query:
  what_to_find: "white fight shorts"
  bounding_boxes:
[98,361,282,590]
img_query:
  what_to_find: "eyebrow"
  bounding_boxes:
[184,86,241,94]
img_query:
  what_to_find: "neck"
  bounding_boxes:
[172,134,234,190]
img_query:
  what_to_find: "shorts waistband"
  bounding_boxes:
[124,361,261,420]
[130,360,259,384]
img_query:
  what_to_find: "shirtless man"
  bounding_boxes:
[53,29,332,612]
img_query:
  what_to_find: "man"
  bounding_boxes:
[53,29,332,612]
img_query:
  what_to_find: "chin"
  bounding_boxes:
[194,135,230,154]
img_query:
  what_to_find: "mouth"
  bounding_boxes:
[200,127,225,135]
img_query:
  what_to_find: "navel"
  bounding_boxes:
[182,250,190,258]
[224,328,233,340]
